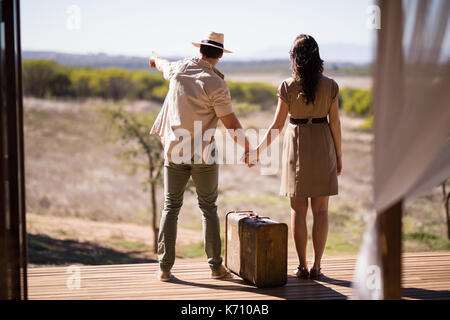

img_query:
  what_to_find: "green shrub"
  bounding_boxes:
[340,88,372,117]
[227,81,246,101]
[150,84,169,102]
[22,60,279,108]
[339,88,357,103]
[48,71,73,97]
[70,68,94,97]
[359,115,374,131]
[22,60,73,98]
[130,71,166,100]
[91,68,134,100]
[232,101,261,117]
[228,81,277,109]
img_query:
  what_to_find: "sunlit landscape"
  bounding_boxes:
[22,58,449,266]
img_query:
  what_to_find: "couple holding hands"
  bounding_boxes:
[150,32,342,281]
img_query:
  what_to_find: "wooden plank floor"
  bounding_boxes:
[28,251,450,300]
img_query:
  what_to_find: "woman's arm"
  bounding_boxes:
[329,98,342,176]
[255,97,289,159]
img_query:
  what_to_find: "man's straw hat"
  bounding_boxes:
[192,32,232,53]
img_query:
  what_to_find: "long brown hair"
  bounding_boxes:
[290,34,324,104]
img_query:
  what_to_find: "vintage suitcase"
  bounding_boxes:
[224,210,288,288]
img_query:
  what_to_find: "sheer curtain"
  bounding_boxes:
[352,0,450,299]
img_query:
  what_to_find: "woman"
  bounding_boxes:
[251,34,342,279]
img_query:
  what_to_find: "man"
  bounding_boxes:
[150,32,252,281]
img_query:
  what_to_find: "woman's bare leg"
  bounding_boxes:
[290,197,309,268]
[310,196,329,270]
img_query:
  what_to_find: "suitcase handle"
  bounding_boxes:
[230,210,269,220]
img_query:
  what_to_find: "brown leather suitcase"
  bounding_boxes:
[224,210,288,288]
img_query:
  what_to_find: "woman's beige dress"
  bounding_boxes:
[279,75,339,198]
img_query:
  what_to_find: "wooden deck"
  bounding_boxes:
[28,251,450,300]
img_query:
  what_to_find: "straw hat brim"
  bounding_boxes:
[192,42,232,53]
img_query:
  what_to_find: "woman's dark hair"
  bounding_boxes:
[290,34,324,104]
[200,44,223,59]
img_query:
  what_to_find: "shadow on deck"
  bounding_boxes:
[28,234,156,266]
[28,251,450,300]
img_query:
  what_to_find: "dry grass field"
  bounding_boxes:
[24,83,449,266]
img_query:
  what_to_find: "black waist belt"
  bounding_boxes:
[289,116,328,125]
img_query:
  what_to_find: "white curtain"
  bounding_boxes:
[352,0,450,299]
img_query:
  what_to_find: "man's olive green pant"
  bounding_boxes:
[158,162,222,272]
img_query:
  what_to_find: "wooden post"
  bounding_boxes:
[378,200,403,299]
[0,0,27,300]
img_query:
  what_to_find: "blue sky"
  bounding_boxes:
[21,0,376,61]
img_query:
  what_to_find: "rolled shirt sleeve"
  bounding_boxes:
[155,57,178,80]
[211,81,234,117]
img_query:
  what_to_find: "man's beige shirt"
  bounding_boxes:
[150,56,234,163]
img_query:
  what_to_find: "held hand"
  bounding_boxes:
[243,152,251,167]
[243,149,258,168]
[244,153,255,168]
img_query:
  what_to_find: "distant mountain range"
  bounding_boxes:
[22,50,371,75]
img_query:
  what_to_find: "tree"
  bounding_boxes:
[70,68,94,97]
[48,71,73,97]
[22,60,59,97]
[101,103,164,253]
